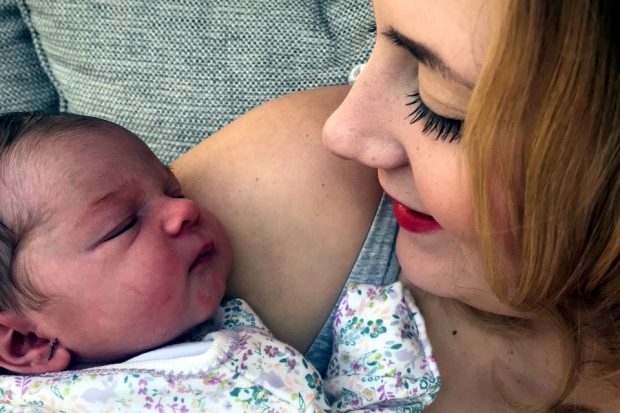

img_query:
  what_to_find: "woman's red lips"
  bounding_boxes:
[389,196,442,233]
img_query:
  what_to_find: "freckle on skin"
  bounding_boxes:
[255,177,259,182]
[452,330,458,335]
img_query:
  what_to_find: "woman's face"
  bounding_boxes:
[323,0,516,315]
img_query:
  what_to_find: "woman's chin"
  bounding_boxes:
[395,232,465,299]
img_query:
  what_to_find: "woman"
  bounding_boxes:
[175,0,618,411]
[324,0,619,411]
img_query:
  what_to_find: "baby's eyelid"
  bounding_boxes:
[102,215,137,242]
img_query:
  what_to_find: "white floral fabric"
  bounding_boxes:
[0,282,440,413]
[325,282,441,412]
[0,299,331,413]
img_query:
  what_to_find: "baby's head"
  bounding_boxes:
[0,113,231,374]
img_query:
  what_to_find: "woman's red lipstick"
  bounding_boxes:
[389,196,442,233]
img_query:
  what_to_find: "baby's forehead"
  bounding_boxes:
[2,123,163,219]
[42,123,150,158]
[56,127,163,181]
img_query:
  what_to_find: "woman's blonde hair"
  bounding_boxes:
[464,0,618,409]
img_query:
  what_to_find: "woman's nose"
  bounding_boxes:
[161,197,201,235]
[322,63,408,170]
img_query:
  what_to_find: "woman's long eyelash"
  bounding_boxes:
[405,92,462,143]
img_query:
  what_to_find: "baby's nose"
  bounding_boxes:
[162,197,201,235]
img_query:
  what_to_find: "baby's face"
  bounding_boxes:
[14,125,231,364]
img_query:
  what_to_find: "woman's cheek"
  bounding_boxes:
[412,166,475,240]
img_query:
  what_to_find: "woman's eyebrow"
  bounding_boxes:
[382,27,474,90]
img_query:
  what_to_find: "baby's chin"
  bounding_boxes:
[61,291,226,372]
[68,314,219,370]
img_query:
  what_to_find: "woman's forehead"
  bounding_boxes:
[373,0,493,86]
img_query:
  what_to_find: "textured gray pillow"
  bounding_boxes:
[0,0,374,163]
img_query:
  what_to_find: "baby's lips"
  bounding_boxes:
[189,238,215,272]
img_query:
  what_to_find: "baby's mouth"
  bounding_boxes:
[189,241,215,272]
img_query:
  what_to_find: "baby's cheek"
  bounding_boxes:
[157,290,175,308]
[197,291,220,317]
[154,278,182,308]
[119,278,170,304]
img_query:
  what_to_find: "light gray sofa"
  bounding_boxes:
[0,0,374,163]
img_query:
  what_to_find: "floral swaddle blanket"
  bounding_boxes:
[0,282,440,412]
[0,300,330,413]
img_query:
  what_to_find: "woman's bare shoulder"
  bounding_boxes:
[172,86,382,351]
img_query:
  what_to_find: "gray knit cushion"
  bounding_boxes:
[0,0,374,163]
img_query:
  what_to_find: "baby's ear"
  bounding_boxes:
[0,313,71,374]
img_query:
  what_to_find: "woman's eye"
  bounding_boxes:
[103,216,137,242]
[405,91,462,143]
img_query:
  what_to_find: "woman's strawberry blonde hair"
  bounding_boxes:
[464,0,618,410]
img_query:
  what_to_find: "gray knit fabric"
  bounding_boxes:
[0,1,58,112]
[0,0,375,163]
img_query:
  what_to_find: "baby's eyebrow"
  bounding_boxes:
[89,182,134,210]
[74,182,135,230]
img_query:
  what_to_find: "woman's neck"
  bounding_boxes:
[407,280,615,412]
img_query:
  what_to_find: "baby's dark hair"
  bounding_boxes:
[0,112,115,313]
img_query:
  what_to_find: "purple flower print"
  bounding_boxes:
[257,371,285,388]
[14,376,32,396]
[264,345,278,357]
[204,373,225,385]
[366,287,379,299]
[345,306,355,317]
[351,361,362,372]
